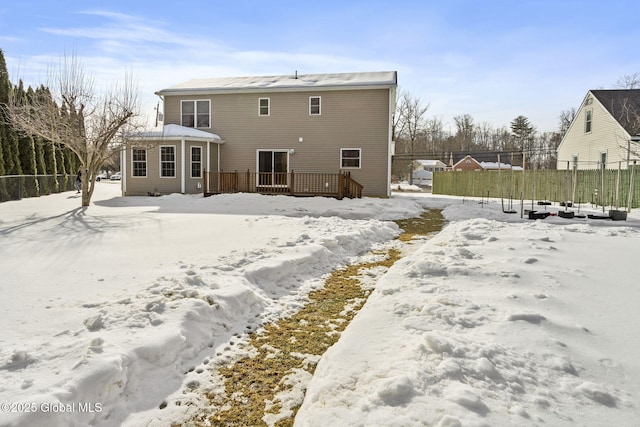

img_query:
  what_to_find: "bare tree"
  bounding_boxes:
[4,54,141,206]
[453,114,475,152]
[558,107,577,137]
[395,91,429,183]
[615,73,640,89]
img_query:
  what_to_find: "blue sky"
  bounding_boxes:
[2,0,640,132]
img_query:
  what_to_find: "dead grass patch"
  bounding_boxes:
[191,249,401,427]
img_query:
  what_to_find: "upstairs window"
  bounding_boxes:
[309,96,321,115]
[132,148,147,177]
[259,98,270,116]
[160,146,176,177]
[181,100,210,128]
[585,109,592,133]
[340,148,361,169]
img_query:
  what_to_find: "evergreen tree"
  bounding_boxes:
[1,79,22,175]
[18,133,37,175]
[510,115,535,153]
[34,86,56,177]
[35,136,47,174]
[43,142,58,192]
[0,49,11,176]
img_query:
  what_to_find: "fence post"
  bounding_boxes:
[338,173,344,199]
[628,161,636,212]
[290,170,295,195]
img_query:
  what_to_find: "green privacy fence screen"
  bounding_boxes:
[433,166,640,209]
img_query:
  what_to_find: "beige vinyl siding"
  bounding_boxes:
[125,140,220,196]
[557,93,631,170]
[125,145,180,195]
[163,88,391,196]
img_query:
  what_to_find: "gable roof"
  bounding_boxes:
[590,89,640,136]
[156,71,398,96]
[452,155,482,169]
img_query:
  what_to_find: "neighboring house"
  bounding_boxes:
[122,71,398,197]
[415,159,447,172]
[412,159,447,186]
[452,155,483,171]
[451,155,520,171]
[556,89,640,170]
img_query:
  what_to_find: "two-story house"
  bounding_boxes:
[556,89,640,170]
[122,71,397,198]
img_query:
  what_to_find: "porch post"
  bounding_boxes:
[203,168,207,197]
[181,139,186,193]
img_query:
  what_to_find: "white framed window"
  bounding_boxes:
[160,145,176,177]
[259,98,270,116]
[131,148,147,177]
[340,148,361,169]
[585,109,592,133]
[309,96,321,115]
[181,100,210,128]
[191,146,202,178]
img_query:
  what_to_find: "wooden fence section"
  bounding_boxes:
[204,170,363,199]
[433,166,640,209]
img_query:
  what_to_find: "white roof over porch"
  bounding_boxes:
[127,124,224,143]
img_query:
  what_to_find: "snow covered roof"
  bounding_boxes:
[416,159,447,167]
[127,124,224,143]
[156,71,397,96]
[480,161,513,170]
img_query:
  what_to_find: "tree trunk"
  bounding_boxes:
[82,188,90,206]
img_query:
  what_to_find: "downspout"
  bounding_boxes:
[181,139,186,193]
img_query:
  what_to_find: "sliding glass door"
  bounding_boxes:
[257,150,288,186]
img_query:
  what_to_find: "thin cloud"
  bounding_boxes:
[39,9,199,49]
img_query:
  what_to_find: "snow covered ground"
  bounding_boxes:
[0,182,639,426]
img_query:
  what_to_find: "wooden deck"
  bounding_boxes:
[203,170,363,199]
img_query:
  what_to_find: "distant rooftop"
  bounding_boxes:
[156,71,397,96]
[590,89,640,136]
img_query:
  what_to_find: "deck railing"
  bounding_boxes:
[204,170,363,199]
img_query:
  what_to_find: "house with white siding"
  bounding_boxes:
[556,90,640,170]
[122,71,397,198]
